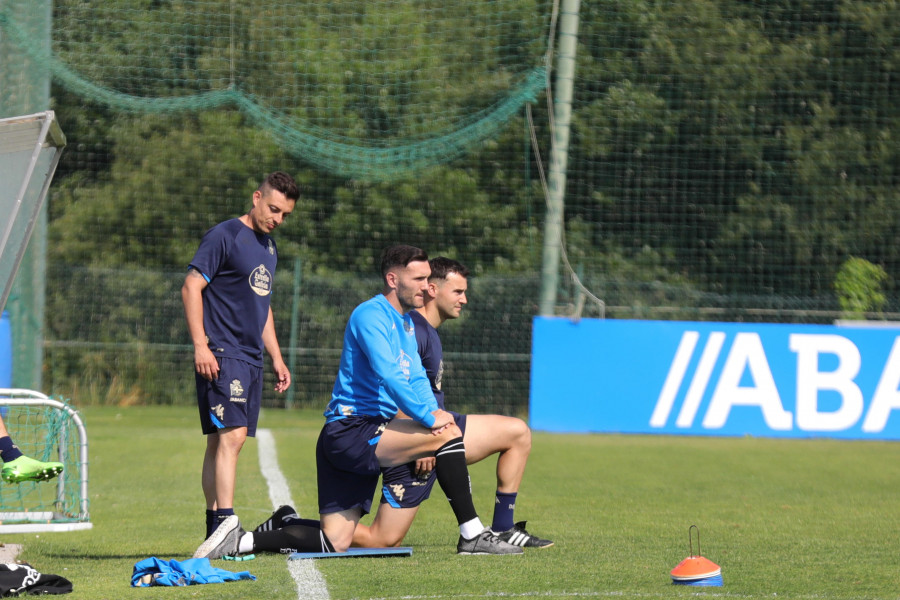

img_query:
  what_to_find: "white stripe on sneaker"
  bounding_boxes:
[508,531,529,546]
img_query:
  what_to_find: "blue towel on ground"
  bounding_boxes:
[131,557,255,587]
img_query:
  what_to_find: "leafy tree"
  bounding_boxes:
[834,257,888,319]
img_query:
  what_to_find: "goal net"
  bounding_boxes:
[0,389,90,532]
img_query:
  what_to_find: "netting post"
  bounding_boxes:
[539,0,581,316]
[285,257,302,410]
[0,0,52,390]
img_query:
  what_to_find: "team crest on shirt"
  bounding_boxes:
[249,264,272,297]
[398,351,412,379]
[229,379,246,402]
[389,483,406,501]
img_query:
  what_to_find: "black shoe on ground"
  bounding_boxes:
[254,505,300,532]
[493,521,554,548]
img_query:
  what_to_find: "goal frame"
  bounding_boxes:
[0,111,66,315]
[0,389,91,532]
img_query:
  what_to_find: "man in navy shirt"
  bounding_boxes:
[183,171,297,556]
[352,257,553,549]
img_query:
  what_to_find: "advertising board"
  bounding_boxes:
[530,317,900,439]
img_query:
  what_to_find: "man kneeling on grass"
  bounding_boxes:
[352,257,552,550]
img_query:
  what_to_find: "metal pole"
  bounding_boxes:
[539,0,581,316]
[285,257,302,409]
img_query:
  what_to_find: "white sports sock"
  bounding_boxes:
[238,532,254,554]
[459,517,485,540]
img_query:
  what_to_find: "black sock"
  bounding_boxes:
[205,509,216,539]
[434,437,478,526]
[251,523,333,554]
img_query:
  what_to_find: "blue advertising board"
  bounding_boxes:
[529,317,900,439]
[0,311,10,389]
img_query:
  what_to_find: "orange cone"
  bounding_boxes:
[670,526,722,586]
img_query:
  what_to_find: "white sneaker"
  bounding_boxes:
[457,528,523,555]
[193,515,243,559]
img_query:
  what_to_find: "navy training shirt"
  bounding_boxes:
[188,218,277,366]
[410,309,445,410]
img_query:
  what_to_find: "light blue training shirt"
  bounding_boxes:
[325,294,438,428]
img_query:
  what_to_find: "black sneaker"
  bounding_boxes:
[457,529,523,555]
[254,505,300,532]
[494,521,554,548]
[193,515,244,559]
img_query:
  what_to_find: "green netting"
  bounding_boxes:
[0,1,551,181]
[0,398,87,524]
[0,1,898,411]
[0,3,52,392]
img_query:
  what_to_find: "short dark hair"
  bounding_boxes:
[380,245,429,278]
[429,257,470,281]
[259,171,300,201]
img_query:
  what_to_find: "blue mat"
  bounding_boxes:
[289,547,413,560]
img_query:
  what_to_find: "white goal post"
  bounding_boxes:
[0,389,91,533]
[0,111,66,316]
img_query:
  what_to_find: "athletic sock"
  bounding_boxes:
[247,522,333,554]
[0,436,22,464]
[492,491,517,532]
[434,437,480,530]
[459,518,485,540]
[205,509,216,539]
[238,531,254,554]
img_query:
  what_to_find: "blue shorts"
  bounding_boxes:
[379,412,467,509]
[316,416,389,516]
[195,356,263,437]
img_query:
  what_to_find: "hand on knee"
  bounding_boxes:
[436,422,462,442]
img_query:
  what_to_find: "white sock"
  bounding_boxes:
[238,532,254,554]
[459,517,485,540]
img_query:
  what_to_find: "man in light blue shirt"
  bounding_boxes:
[316,245,520,555]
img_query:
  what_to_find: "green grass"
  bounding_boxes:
[6,405,900,599]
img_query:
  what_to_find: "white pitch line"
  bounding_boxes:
[257,428,330,600]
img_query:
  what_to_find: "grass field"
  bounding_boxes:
[4,404,900,599]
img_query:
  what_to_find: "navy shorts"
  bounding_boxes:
[195,356,263,437]
[317,416,389,516]
[379,412,467,509]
